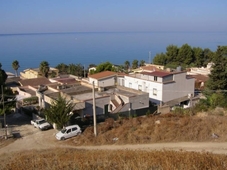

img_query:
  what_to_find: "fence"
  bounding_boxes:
[0,126,13,138]
[70,105,157,127]
[106,105,157,120]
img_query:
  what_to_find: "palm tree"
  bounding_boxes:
[132,59,139,69]
[12,60,20,77]
[39,61,50,78]
[124,60,130,72]
[139,60,145,67]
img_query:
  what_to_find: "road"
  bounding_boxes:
[1,124,227,155]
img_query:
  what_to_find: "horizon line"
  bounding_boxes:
[1,30,226,36]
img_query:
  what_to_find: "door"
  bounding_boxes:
[65,129,72,139]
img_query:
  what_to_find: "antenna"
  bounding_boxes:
[148,51,151,64]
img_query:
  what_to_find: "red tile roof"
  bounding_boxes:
[141,65,161,72]
[141,71,172,77]
[88,71,117,80]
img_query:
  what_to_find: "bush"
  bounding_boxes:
[193,99,210,112]
[208,93,227,108]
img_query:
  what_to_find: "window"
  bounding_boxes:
[154,76,157,81]
[153,88,157,96]
[66,129,71,134]
[138,85,142,91]
[72,127,77,131]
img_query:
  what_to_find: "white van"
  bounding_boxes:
[55,125,81,140]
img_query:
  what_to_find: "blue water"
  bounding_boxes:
[0,32,226,73]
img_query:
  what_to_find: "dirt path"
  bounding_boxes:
[74,142,227,154]
[1,113,227,155]
[1,124,227,155]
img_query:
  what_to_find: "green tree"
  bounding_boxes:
[139,60,145,67]
[124,60,130,71]
[0,87,16,115]
[0,63,8,85]
[153,53,167,65]
[44,95,76,129]
[68,63,76,75]
[206,46,227,93]
[193,47,204,67]
[56,63,68,74]
[39,61,50,78]
[132,60,138,69]
[203,48,215,66]
[166,45,179,63]
[75,64,84,77]
[94,62,113,73]
[12,60,20,77]
[177,44,193,65]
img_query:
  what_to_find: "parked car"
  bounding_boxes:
[55,125,81,140]
[31,119,52,130]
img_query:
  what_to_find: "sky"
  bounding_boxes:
[0,0,227,34]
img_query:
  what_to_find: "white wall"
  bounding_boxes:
[124,72,194,104]
[89,77,115,87]
[89,78,98,86]
[124,76,163,103]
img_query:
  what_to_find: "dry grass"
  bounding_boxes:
[1,113,227,169]
[68,114,227,146]
[1,148,227,170]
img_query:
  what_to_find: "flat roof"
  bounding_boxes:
[141,71,172,77]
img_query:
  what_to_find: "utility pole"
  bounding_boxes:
[84,64,86,78]
[92,81,97,137]
[1,85,7,139]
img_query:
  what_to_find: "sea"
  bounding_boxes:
[0,31,226,73]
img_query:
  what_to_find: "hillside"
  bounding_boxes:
[67,112,227,146]
[1,111,227,169]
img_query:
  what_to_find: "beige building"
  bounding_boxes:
[20,67,59,79]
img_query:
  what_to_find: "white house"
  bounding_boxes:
[88,71,117,90]
[120,70,195,105]
[187,62,214,76]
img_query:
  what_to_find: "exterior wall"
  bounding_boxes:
[158,105,170,114]
[98,77,115,87]
[89,76,115,87]
[20,68,58,79]
[89,78,98,86]
[162,73,194,103]
[16,87,32,100]
[124,72,194,104]
[83,96,110,116]
[20,69,39,79]
[163,75,173,82]
[124,76,163,104]
[117,77,125,86]
[128,93,149,110]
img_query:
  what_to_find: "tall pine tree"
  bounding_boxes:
[206,46,227,92]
